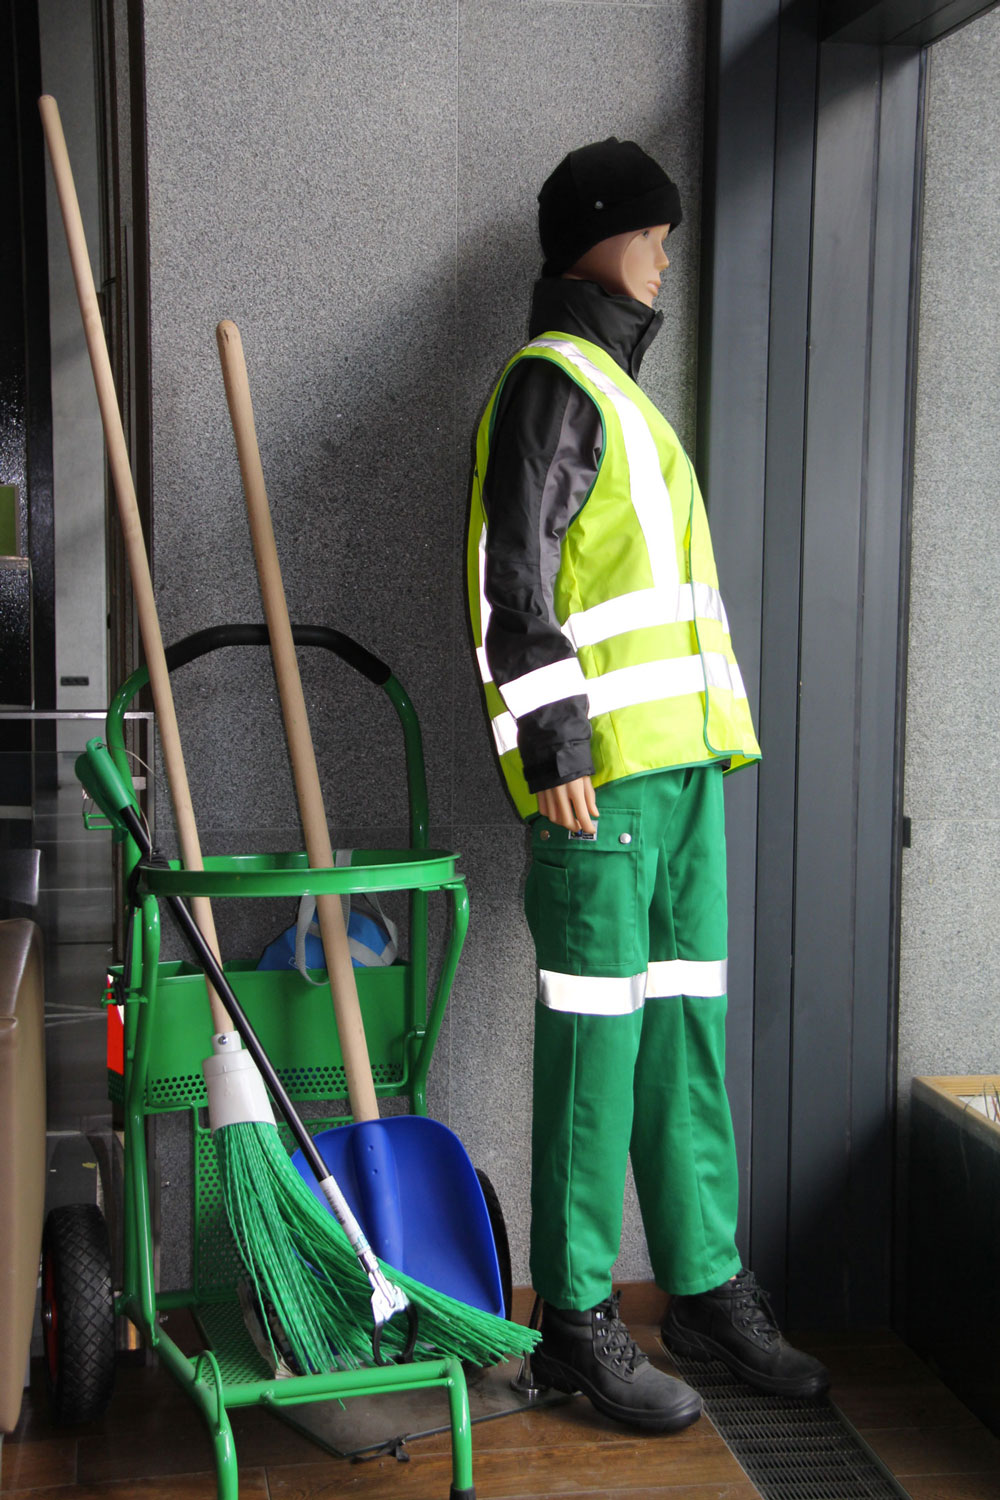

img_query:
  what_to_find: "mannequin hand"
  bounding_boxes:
[536,776,599,834]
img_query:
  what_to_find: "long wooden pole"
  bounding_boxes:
[39,94,230,1037]
[215,319,379,1121]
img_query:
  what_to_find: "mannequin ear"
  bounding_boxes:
[564,230,635,297]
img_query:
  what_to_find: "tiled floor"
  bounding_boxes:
[801,1327,1000,1500]
[4,1287,1000,1499]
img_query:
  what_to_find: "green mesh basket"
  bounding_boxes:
[113,956,417,1296]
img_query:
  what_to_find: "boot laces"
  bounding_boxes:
[595,1292,646,1373]
[726,1269,780,1347]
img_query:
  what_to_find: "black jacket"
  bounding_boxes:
[481,277,663,793]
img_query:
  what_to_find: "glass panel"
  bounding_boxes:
[1,745,113,1131]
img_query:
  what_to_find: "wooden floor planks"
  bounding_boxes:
[4,1292,1000,1500]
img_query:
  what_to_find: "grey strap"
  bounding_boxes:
[292,850,398,982]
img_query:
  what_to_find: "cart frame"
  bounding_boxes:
[93,623,477,1500]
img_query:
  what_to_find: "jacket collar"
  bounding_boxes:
[528,276,663,381]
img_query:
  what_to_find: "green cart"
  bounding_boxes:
[52,622,499,1500]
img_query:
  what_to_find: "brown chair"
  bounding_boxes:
[0,919,45,1437]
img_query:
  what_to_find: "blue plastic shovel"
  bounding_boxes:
[291,1119,505,1317]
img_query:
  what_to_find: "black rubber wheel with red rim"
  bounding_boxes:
[41,1203,116,1424]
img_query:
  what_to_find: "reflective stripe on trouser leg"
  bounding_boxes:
[530,1004,644,1310]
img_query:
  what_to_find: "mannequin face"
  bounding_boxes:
[620,225,671,306]
[565,224,671,307]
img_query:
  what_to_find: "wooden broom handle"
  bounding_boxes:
[39,95,231,1039]
[215,320,379,1122]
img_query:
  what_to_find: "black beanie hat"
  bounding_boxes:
[537,137,682,277]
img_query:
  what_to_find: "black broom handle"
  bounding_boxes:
[119,803,331,1184]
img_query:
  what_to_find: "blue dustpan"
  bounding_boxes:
[291,1116,505,1316]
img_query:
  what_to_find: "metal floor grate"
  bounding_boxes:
[668,1354,911,1500]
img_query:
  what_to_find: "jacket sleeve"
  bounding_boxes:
[480,357,603,794]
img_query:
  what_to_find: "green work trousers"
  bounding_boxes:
[524,765,741,1310]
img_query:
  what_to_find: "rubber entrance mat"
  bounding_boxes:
[274,1357,568,1460]
[664,1347,911,1500]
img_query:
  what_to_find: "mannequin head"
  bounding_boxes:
[565,224,672,307]
[538,137,681,281]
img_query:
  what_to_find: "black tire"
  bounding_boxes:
[41,1203,116,1424]
[475,1169,513,1322]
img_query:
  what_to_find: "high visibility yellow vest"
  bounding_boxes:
[467,333,761,818]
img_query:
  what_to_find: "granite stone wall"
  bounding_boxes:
[898,12,1000,1108]
[143,0,705,1288]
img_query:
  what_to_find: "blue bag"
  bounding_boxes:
[257,852,397,980]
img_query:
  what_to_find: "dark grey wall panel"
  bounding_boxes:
[848,48,923,1324]
[705,3,922,1325]
[699,0,779,1258]
[789,44,881,1323]
[750,0,819,1307]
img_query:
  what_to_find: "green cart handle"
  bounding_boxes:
[76,737,139,840]
[105,623,430,850]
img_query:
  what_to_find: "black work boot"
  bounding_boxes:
[662,1268,830,1398]
[532,1292,703,1431]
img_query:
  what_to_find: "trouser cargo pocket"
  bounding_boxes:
[524,808,642,976]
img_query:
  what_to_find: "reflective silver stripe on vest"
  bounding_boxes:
[645,958,728,998]
[489,650,745,758]
[476,524,493,682]
[492,711,520,756]
[499,656,588,718]
[529,337,680,598]
[539,968,646,1015]
[562,580,730,651]
[482,581,730,687]
[585,651,746,717]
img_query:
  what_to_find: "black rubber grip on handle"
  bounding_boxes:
[162,623,391,687]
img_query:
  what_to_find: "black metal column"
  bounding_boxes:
[700,0,923,1325]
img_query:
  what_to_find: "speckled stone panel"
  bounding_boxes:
[444,824,536,1280]
[142,0,705,1295]
[144,0,459,841]
[898,820,1000,1091]
[899,10,1000,1114]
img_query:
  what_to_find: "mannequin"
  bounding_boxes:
[465,138,828,1432]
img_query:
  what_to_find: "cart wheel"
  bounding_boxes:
[475,1169,512,1321]
[41,1203,116,1424]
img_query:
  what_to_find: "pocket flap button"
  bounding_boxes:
[619,832,632,845]
[540,829,550,841]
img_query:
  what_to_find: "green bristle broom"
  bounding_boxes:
[44,93,538,1374]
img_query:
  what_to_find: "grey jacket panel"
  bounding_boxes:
[483,359,601,791]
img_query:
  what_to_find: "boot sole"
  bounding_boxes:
[661,1317,830,1399]
[531,1350,703,1433]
